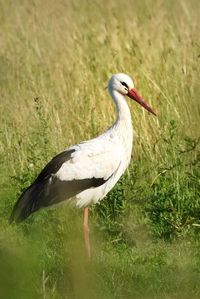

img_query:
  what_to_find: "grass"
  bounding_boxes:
[0,0,200,298]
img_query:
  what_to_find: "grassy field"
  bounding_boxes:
[0,0,200,298]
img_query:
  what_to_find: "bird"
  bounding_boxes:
[10,73,156,258]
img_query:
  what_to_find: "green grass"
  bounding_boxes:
[0,0,200,298]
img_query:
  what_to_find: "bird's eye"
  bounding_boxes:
[120,81,128,89]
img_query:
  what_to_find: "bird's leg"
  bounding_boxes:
[83,207,91,259]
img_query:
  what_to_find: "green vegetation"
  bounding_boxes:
[0,0,199,298]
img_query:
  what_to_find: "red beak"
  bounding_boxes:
[127,88,156,116]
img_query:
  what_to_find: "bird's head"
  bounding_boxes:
[108,73,156,116]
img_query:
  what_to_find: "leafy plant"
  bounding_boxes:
[146,121,200,239]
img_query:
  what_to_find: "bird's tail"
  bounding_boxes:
[9,183,41,224]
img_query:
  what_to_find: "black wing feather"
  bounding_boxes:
[10,149,109,223]
[35,149,75,183]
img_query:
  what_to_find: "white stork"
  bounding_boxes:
[10,73,156,258]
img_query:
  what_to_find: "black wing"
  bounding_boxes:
[10,149,109,223]
[35,149,75,183]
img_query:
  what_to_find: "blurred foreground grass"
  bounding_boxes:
[0,0,199,298]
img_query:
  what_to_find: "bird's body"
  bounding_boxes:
[10,73,156,257]
[10,78,133,221]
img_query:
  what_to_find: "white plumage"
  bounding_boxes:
[10,73,156,258]
[56,74,134,207]
[10,73,155,233]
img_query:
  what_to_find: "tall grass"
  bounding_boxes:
[0,0,199,298]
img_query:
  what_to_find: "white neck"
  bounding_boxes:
[108,88,133,168]
[109,89,132,131]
